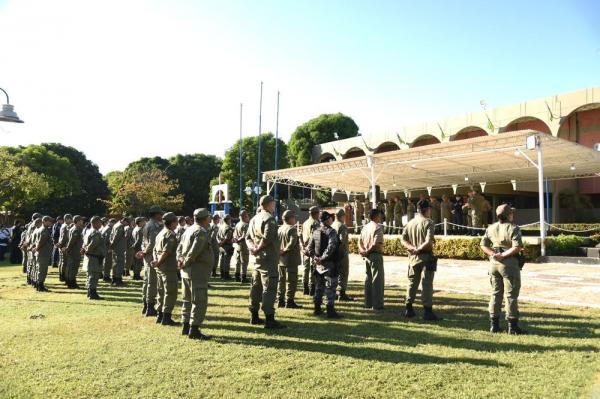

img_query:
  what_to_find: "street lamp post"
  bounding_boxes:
[0,88,24,123]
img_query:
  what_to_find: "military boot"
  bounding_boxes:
[115,278,125,287]
[326,304,343,319]
[507,318,527,335]
[313,302,323,316]
[89,289,103,300]
[71,280,80,289]
[181,322,190,335]
[234,272,241,282]
[278,299,286,308]
[337,290,354,301]
[102,276,111,283]
[241,275,248,284]
[133,273,142,281]
[156,311,164,324]
[58,274,65,282]
[37,283,49,292]
[423,306,442,321]
[286,299,303,309]
[250,310,264,325]
[309,284,315,296]
[404,303,416,318]
[26,276,32,285]
[188,325,211,340]
[264,314,286,330]
[161,313,181,326]
[303,283,309,295]
[490,317,501,333]
[145,303,157,317]
[142,302,148,315]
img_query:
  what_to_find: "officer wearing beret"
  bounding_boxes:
[65,215,85,289]
[277,210,302,309]
[177,208,214,340]
[401,200,441,321]
[82,216,105,300]
[332,208,353,301]
[233,210,250,283]
[32,216,54,292]
[480,204,527,334]
[359,209,385,311]
[153,212,181,326]
[140,205,164,317]
[301,206,321,296]
[246,195,286,329]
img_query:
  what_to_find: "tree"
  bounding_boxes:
[168,154,221,214]
[220,133,288,210]
[287,113,359,167]
[0,148,50,213]
[107,168,184,215]
[40,143,110,215]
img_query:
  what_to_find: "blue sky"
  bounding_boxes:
[0,0,598,172]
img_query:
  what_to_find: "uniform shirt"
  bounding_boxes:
[406,202,416,221]
[175,225,186,242]
[217,223,234,250]
[246,209,279,265]
[301,217,320,246]
[52,222,62,244]
[33,226,53,259]
[233,221,249,251]
[132,226,143,251]
[440,200,453,222]
[58,222,72,249]
[385,202,394,225]
[124,225,135,250]
[142,218,163,255]
[430,200,441,224]
[480,222,523,251]
[354,201,364,227]
[307,225,339,263]
[331,219,349,255]
[209,223,220,251]
[66,225,84,255]
[278,223,301,267]
[110,221,127,252]
[177,224,214,282]
[359,221,384,254]
[468,193,485,216]
[100,225,113,252]
[394,200,405,219]
[19,221,31,247]
[154,228,178,272]
[401,214,435,267]
[83,228,105,256]
[25,222,39,249]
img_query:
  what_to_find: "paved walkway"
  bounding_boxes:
[343,254,600,308]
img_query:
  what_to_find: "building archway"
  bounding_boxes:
[501,116,551,134]
[451,126,488,141]
[342,147,366,159]
[410,135,441,148]
[374,141,400,154]
[319,152,336,163]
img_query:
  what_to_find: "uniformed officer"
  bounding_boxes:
[233,210,250,283]
[401,200,441,321]
[246,195,286,329]
[57,214,73,282]
[153,212,181,326]
[32,216,54,292]
[175,216,186,242]
[332,208,353,301]
[385,199,394,234]
[406,199,416,222]
[209,214,221,277]
[131,217,146,280]
[51,216,63,268]
[109,216,129,286]
[393,196,405,231]
[24,217,42,287]
[100,218,115,282]
[217,214,234,280]
[440,195,453,233]
[65,215,85,289]
[140,205,164,317]
[301,206,320,296]
[81,216,105,300]
[429,196,441,233]
[480,204,527,335]
[124,217,135,277]
[466,190,485,236]
[18,214,35,275]
[353,199,364,233]
[177,208,214,340]
[307,211,343,319]
[277,210,302,309]
[358,209,385,310]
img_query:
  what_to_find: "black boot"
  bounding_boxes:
[303,283,309,295]
[313,302,323,316]
[490,317,501,333]
[161,313,181,326]
[59,274,65,282]
[188,325,211,340]
[156,311,164,324]
[241,275,248,284]
[89,289,102,300]
[142,302,148,315]
[111,277,117,286]
[250,310,264,325]
[309,284,315,296]
[181,322,190,335]
[286,299,303,309]
[264,314,286,329]
[507,318,527,335]
[145,303,157,317]
[27,276,31,285]
[404,303,416,318]
[133,274,142,281]
[423,306,441,321]
[326,304,343,319]
[102,276,111,283]
[337,290,354,301]
[235,272,241,282]
[37,283,49,292]
[278,299,286,308]
[221,272,232,281]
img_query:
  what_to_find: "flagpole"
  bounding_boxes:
[256,81,263,210]
[239,103,243,209]
[274,91,280,219]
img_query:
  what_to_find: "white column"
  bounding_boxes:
[367,156,376,209]
[537,136,546,257]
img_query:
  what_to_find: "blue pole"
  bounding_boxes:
[239,103,243,210]
[256,81,263,209]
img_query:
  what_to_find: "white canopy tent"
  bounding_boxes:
[264,130,600,256]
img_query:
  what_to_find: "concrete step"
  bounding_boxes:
[539,255,600,265]
[576,247,600,258]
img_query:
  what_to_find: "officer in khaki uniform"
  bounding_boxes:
[301,206,320,295]
[32,216,54,292]
[82,216,105,300]
[385,199,394,234]
[19,213,41,276]
[401,200,441,321]
[353,199,364,233]
[246,195,285,329]
[217,214,234,280]
[131,217,146,280]
[124,218,135,277]
[440,195,453,232]
[466,190,485,235]
[210,214,221,277]
[57,214,73,282]
[332,208,353,301]
[277,210,302,309]
[23,216,42,286]
[393,197,405,230]
[480,204,527,335]
[429,196,441,233]
[109,216,129,286]
[100,218,115,282]
[358,209,385,310]
[153,212,181,327]
[233,210,250,283]
[406,199,416,222]
[65,216,85,289]
[140,205,164,317]
[177,208,214,340]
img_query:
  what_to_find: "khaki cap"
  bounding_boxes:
[496,204,515,217]
[162,212,177,224]
[260,195,274,206]
[193,208,210,219]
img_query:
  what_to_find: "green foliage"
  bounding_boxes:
[287,113,359,167]
[168,154,221,214]
[0,148,50,212]
[545,235,590,256]
[220,133,288,210]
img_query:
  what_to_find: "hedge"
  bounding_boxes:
[348,234,600,262]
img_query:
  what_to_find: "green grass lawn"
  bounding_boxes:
[1,261,599,399]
